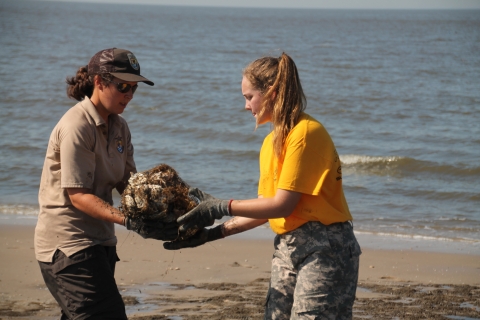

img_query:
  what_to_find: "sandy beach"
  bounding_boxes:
[0,223,479,319]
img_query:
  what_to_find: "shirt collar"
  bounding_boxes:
[80,96,120,127]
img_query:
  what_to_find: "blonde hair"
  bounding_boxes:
[243,52,306,158]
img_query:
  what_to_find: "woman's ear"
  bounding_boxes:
[93,75,105,91]
[268,85,277,100]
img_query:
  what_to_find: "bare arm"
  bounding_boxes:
[219,191,295,237]
[67,188,125,225]
[230,188,302,219]
[221,217,268,237]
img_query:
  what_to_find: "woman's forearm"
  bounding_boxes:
[221,217,268,237]
[67,188,125,225]
[229,189,302,219]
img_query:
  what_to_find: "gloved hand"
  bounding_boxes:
[163,225,224,250]
[124,215,178,241]
[177,188,231,238]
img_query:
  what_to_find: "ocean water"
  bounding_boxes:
[0,1,479,254]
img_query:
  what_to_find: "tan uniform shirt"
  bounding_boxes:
[35,97,136,262]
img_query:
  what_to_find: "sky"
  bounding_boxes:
[36,0,480,10]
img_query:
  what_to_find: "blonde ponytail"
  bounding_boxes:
[243,53,306,158]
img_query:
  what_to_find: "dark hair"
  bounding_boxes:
[243,52,306,158]
[66,67,112,101]
[66,66,93,101]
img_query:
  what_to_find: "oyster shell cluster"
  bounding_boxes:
[120,164,198,238]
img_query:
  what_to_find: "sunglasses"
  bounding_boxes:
[102,76,138,94]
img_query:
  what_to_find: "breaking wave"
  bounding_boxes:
[340,155,480,178]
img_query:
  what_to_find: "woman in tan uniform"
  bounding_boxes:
[34,48,173,319]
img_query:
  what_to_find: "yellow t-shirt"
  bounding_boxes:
[258,113,352,234]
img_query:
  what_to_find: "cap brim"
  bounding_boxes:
[110,72,154,86]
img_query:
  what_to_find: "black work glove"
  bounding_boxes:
[177,187,231,238]
[163,225,224,250]
[125,216,178,241]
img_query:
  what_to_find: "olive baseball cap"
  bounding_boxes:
[87,48,154,86]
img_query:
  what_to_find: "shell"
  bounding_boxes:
[120,164,199,239]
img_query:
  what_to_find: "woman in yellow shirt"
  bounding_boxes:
[165,53,361,319]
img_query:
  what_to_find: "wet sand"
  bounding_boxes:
[0,224,479,319]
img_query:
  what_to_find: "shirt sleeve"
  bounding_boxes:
[122,121,136,182]
[277,121,335,196]
[59,120,96,189]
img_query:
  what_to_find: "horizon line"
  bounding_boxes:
[32,0,480,10]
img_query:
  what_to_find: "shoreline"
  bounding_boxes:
[1,213,479,256]
[0,223,479,319]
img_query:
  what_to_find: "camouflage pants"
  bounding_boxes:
[264,221,361,320]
